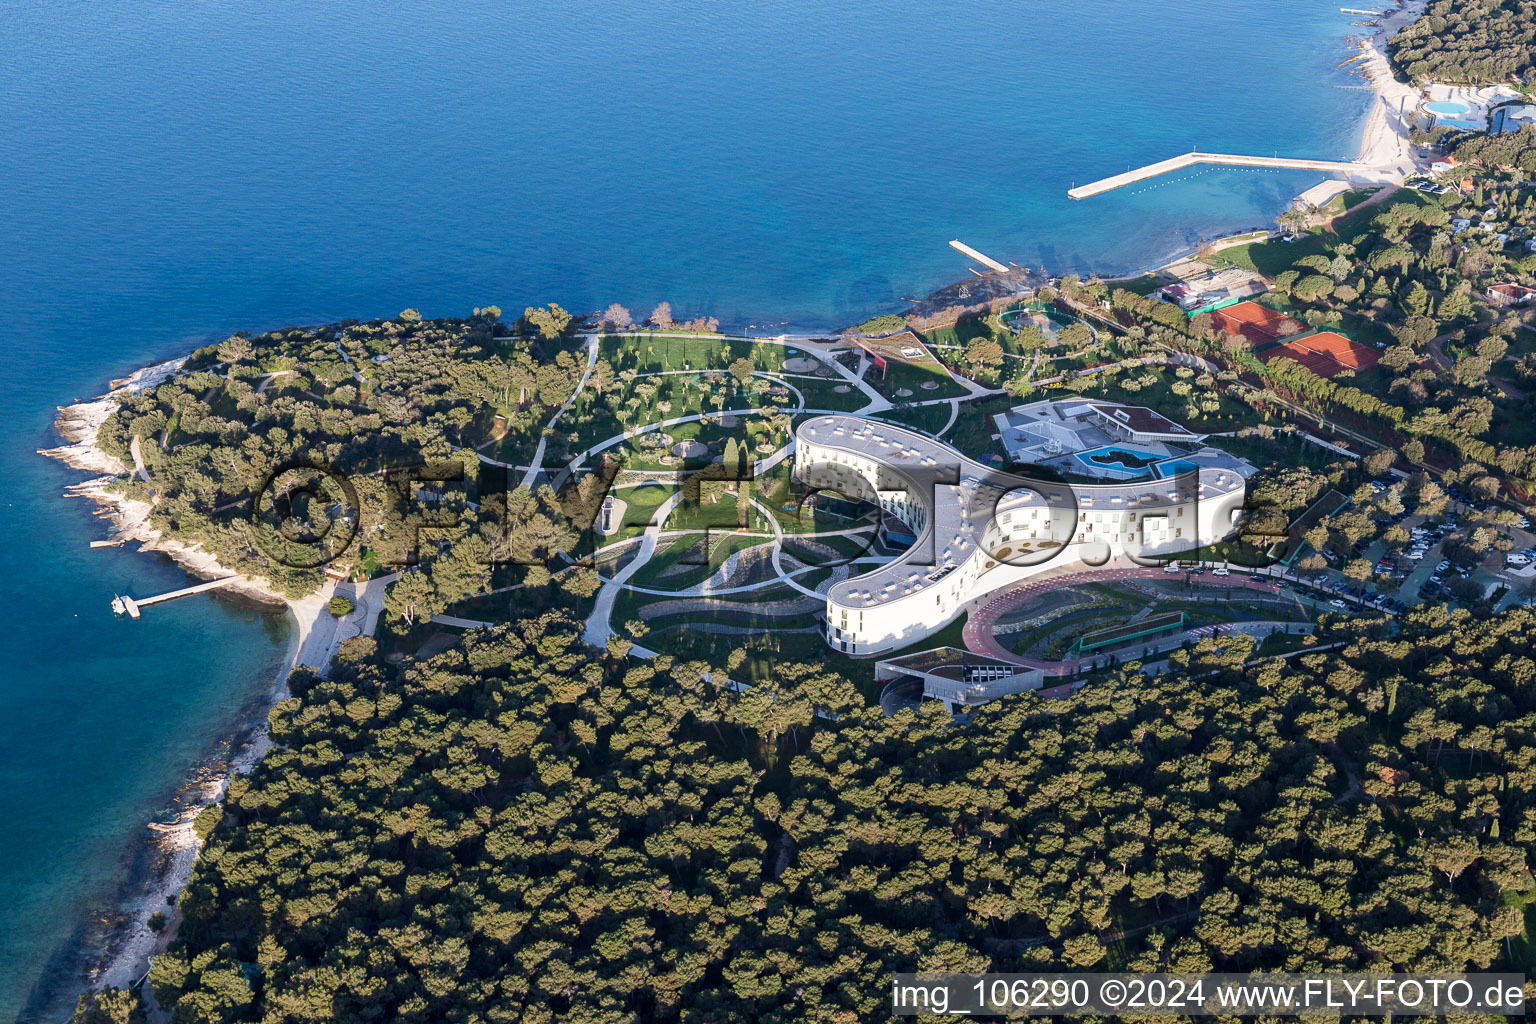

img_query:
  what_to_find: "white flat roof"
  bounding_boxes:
[796,415,1247,609]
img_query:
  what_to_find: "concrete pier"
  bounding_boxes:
[948,239,1010,273]
[1068,151,1389,200]
[112,576,240,617]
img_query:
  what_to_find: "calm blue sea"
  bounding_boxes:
[0,0,1370,1015]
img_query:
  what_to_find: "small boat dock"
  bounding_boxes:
[112,576,240,619]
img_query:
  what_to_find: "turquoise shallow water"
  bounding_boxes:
[1,0,1371,1015]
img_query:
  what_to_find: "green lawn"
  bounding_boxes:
[1216,428,1346,474]
[1333,189,1433,238]
[944,394,1016,464]
[916,315,992,353]
[616,414,787,472]
[1506,327,1536,360]
[627,530,766,591]
[599,334,787,374]
[872,403,952,437]
[1221,232,1331,277]
[1320,188,1380,217]
[1112,274,1167,296]
[604,482,673,541]
[869,357,969,400]
[1505,889,1536,975]
[789,375,871,412]
[1102,370,1267,433]
[667,488,768,532]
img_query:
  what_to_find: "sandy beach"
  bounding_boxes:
[37,359,395,1008]
[1353,0,1428,172]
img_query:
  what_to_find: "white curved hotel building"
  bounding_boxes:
[792,414,1250,657]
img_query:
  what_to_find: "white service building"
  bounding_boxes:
[793,415,1249,657]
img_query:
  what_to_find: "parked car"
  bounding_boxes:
[1162,564,1181,574]
[1329,599,1347,608]
[1212,567,1230,576]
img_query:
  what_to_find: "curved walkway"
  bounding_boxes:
[518,333,599,489]
[583,489,684,648]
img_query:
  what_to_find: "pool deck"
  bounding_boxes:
[1068,151,1392,200]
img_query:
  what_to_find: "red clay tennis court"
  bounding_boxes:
[1209,301,1304,345]
[1259,331,1379,377]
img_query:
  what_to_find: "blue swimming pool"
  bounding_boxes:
[1074,445,1164,473]
[1425,100,1470,115]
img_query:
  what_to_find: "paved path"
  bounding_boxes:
[255,370,293,395]
[431,613,496,629]
[583,490,684,648]
[519,334,600,489]
[129,434,150,483]
[300,571,401,673]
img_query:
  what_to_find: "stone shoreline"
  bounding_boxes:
[36,357,331,1013]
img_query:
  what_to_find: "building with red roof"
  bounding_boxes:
[1486,283,1536,307]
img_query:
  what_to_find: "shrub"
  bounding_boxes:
[856,314,908,335]
[192,804,223,842]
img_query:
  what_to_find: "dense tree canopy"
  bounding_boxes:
[1390,0,1536,84]
[143,604,1532,1021]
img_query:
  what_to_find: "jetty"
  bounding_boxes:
[948,240,1010,273]
[112,576,240,619]
[1068,151,1389,200]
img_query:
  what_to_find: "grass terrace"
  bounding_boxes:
[867,356,969,400]
[625,530,768,592]
[791,376,871,412]
[598,334,789,374]
[871,403,952,437]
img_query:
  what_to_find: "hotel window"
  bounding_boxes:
[1176,528,1183,538]
[1177,508,1184,517]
